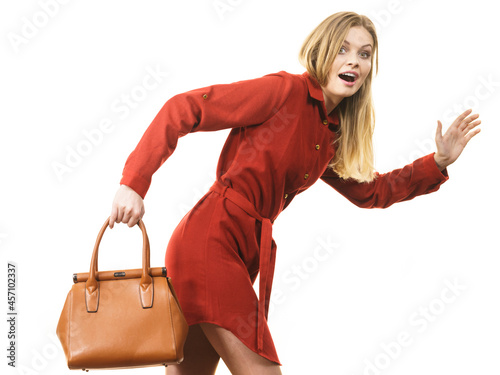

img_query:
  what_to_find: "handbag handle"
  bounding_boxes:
[92,219,151,275]
[85,217,154,313]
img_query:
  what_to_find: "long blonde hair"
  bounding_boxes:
[299,11,379,182]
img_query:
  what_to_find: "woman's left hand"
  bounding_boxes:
[434,108,481,171]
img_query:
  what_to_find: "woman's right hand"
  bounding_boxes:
[109,185,145,228]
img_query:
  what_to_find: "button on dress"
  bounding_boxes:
[119,71,449,365]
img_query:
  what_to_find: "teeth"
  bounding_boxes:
[342,72,356,78]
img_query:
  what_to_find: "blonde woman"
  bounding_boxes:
[109,11,480,375]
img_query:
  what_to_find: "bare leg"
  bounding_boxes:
[166,324,220,375]
[200,323,282,375]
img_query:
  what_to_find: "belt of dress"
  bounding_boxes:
[209,180,276,352]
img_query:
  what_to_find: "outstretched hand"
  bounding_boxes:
[434,109,481,171]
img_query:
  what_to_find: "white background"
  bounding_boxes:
[1,0,499,374]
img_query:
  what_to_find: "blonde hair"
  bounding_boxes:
[299,11,379,182]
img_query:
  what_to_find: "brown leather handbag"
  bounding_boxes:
[56,217,189,371]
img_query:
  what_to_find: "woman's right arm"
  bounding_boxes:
[109,71,295,227]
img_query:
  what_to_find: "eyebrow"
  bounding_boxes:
[343,40,373,48]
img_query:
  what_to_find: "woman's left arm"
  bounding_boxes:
[320,109,481,209]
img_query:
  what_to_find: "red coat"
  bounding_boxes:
[120,71,449,365]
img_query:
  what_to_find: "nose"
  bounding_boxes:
[346,51,360,67]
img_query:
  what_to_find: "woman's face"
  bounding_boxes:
[322,26,374,110]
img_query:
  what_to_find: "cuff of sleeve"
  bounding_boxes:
[413,153,449,184]
[119,172,151,199]
[429,152,449,179]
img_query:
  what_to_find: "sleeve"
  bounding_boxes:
[119,71,295,198]
[319,153,449,209]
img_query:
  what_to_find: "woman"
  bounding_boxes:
[109,11,480,375]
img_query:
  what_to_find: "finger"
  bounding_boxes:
[127,212,140,228]
[459,108,473,120]
[464,127,481,143]
[436,120,443,142]
[130,206,145,227]
[109,206,118,229]
[114,206,123,225]
[460,113,480,131]
[121,208,132,227]
[453,108,473,129]
[464,119,481,133]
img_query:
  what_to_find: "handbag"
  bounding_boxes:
[56,217,189,371]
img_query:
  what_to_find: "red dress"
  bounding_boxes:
[119,71,449,365]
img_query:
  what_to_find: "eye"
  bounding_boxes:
[339,46,347,54]
[360,51,371,59]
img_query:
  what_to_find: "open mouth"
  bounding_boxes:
[338,73,357,83]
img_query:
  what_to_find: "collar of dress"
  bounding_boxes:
[302,71,340,126]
